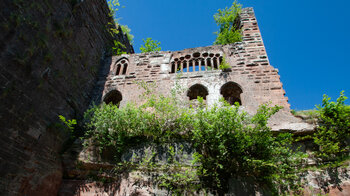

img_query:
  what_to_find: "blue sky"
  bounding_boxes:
[115,0,350,110]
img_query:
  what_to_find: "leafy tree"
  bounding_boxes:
[314,91,350,162]
[214,0,242,45]
[140,38,161,53]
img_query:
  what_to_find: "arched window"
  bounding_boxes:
[220,82,243,105]
[115,58,129,75]
[169,53,224,73]
[187,84,209,100]
[103,90,122,106]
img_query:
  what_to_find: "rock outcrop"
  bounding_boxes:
[0,0,132,195]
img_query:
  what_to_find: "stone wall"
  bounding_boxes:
[103,8,290,115]
[58,140,350,196]
[0,0,133,195]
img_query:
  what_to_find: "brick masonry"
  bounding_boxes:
[103,8,290,115]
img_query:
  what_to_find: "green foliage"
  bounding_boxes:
[191,100,306,194]
[313,91,350,163]
[121,25,134,45]
[155,145,200,195]
[84,84,192,158]
[214,0,242,45]
[59,115,77,137]
[112,40,127,55]
[291,109,319,124]
[157,166,199,195]
[219,56,231,70]
[106,0,134,53]
[84,81,308,194]
[140,38,162,53]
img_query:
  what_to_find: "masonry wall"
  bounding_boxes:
[0,0,132,195]
[103,8,289,114]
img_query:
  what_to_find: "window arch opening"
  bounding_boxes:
[171,62,176,73]
[116,64,121,75]
[122,64,128,75]
[183,61,188,72]
[188,60,194,72]
[213,57,218,69]
[115,58,129,75]
[220,82,243,105]
[103,90,122,106]
[187,84,209,100]
[207,58,212,70]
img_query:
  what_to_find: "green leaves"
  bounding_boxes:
[59,115,77,136]
[83,82,308,194]
[140,38,161,53]
[313,91,350,163]
[120,25,134,45]
[213,0,242,45]
[190,103,303,194]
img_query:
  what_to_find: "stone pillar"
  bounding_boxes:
[205,58,208,71]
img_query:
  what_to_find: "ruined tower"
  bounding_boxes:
[102,8,289,116]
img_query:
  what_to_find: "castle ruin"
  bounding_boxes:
[103,8,289,115]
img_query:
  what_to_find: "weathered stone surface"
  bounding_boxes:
[303,167,350,196]
[102,8,302,131]
[0,0,133,195]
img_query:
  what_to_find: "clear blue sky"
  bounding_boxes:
[114,0,350,110]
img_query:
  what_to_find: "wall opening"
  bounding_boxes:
[116,64,121,75]
[122,64,128,75]
[213,57,218,69]
[187,84,209,100]
[189,60,193,72]
[171,62,176,73]
[207,58,212,70]
[103,90,122,106]
[220,82,243,105]
[195,60,200,71]
[115,58,129,75]
[183,61,187,72]
[170,52,223,73]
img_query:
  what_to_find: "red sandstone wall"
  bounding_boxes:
[103,8,289,114]
[0,0,132,195]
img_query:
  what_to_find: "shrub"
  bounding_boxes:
[213,0,242,45]
[313,91,350,163]
[140,38,161,53]
[191,100,306,194]
[84,83,306,194]
[219,56,231,70]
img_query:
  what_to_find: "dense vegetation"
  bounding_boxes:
[294,91,350,166]
[82,82,312,195]
[107,0,134,55]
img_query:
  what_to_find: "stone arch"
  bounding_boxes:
[114,57,129,75]
[169,52,224,73]
[220,82,243,105]
[187,84,209,100]
[103,90,122,106]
